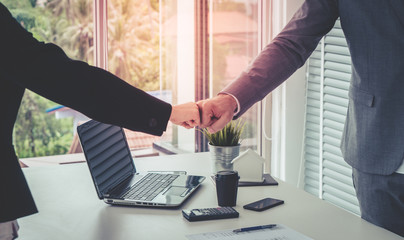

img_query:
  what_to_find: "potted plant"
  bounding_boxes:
[201,119,245,174]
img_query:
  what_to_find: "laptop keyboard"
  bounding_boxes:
[121,173,179,201]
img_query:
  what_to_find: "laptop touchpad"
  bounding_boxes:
[164,186,188,196]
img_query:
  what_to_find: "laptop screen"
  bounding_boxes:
[77,120,135,199]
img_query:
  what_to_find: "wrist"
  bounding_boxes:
[218,93,238,113]
[169,105,176,122]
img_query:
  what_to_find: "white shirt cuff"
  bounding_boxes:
[219,92,240,116]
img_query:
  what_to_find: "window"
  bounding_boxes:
[8,0,263,160]
[157,0,262,154]
[303,19,360,215]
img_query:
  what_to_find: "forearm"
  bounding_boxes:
[221,0,339,118]
[29,46,172,135]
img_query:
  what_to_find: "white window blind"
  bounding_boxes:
[303,19,360,215]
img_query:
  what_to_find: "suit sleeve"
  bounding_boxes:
[0,4,171,136]
[220,0,339,118]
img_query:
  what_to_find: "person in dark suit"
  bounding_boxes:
[0,3,199,238]
[198,0,404,237]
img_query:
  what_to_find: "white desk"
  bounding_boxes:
[19,152,401,240]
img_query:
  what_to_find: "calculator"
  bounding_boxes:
[182,207,239,222]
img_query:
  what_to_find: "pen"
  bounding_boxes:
[233,224,277,233]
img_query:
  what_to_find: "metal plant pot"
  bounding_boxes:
[209,143,240,174]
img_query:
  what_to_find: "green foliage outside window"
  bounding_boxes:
[13,90,74,158]
[107,0,160,91]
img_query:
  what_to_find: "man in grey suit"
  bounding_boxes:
[198,0,404,236]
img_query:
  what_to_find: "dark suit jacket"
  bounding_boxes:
[221,0,404,175]
[0,3,171,222]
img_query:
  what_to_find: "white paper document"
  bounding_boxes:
[186,224,313,240]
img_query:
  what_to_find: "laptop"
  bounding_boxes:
[77,119,205,207]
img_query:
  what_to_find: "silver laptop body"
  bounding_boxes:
[77,120,205,207]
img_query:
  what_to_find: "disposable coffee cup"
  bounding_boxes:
[215,170,239,206]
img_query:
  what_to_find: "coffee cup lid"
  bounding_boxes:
[215,171,239,180]
[216,170,238,176]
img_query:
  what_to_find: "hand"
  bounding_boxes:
[197,94,238,133]
[169,102,200,129]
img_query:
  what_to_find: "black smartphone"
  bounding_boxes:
[243,197,284,212]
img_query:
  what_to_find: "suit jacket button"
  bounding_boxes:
[149,118,157,127]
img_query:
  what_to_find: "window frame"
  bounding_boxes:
[93,0,108,70]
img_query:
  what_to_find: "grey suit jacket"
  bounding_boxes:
[222,0,404,175]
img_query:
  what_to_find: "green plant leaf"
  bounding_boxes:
[200,119,245,146]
